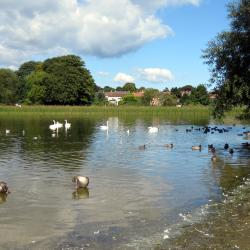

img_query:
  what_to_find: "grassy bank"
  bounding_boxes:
[0,105,211,115]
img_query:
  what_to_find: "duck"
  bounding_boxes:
[138,145,146,150]
[148,127,158,133]
[0,182,10,194]
[100,121,109,130]
[72,176,89,188]
[224,143,229,150]
[65,120,71,129]
[192,145,202,150]
[229,148,234,154]
[164,143,173,148]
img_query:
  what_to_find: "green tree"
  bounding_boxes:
[103,86,115,92]
[190,84,210,105]
[141,88,159,106]
[93,91,107,105]
[203,0,250,117]
[170,87,181,98]
[25,71,47,104]
[160,93,177,106]
[122,82,137,92]
[16,61,41,102]
[121,94,140,105]
[0,69,18,104]
[42,55,96,105]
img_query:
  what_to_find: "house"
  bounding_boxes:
[104,91,129,105]
[180,86,192,96]
[133,91,144,98]
[209,93,218,100]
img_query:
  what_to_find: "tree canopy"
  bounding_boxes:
[203,0,250,117]
[14,55,96,105]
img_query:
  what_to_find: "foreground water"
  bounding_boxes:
[0,115,249,249]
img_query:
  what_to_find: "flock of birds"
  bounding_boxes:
[1,122,250,198]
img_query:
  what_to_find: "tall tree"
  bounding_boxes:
[42,55,96,105]
[0,69,18,104]
[122,82,137,92]
[203,0,250,117]
[16,61,41,102]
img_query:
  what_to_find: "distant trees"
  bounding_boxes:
[0,69,18,104]
[0,55,96,105]
[203,0,250,117]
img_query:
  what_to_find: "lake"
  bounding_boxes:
[0,114,249,249]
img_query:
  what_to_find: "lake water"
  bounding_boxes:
[0,115,249,249]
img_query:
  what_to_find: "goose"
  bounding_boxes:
[148,127,158,133]
[65,120,71,129]
[49,120,57,130]
[192,145,202,150]
[72,176,89,188]
[100,121,108,130]
[0,182,10,194]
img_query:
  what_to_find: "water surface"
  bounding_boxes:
[0,115,249,249]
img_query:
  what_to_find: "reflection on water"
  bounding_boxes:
[0,115,249,249]
[72,187,89,200]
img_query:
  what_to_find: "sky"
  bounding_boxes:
[0,0,231,90]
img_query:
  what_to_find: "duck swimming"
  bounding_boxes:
[0,182,10,194]
[192,145,202,150]
[139,145,146,150]
[72,176,89,188]
[164,143,173,148]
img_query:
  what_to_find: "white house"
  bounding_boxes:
[104,91,129,105]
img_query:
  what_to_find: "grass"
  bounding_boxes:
[0,104,211,115]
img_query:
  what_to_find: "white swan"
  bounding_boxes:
[49,120,57,130]
[100,121,109,130]
[5,129,10,135]
[148,127,158,133]
[56,121,63,128]
[65,120,71,129]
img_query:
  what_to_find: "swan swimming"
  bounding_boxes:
[56,121,63,128]
[49,120,57,130]
[65,120,71,129]
[100,121,109,130]
[148,127,158,133]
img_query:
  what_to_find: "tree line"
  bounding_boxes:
[0,55,96,105]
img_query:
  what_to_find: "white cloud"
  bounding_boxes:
[139,68,174,83]
[114,73,135,83]
[0,0,201,66]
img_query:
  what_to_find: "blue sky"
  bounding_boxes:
[0,0,230,90]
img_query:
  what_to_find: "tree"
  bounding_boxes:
[160,93,177,106]
[0,69,18,104]
[122,82,137,92]
[42,55,96,105]
[103,86,115,92]
[141,88,159,106]
[203,0,250,117]
[16,61,41,102]
[170,87,181,98]
[190,84,210,105]
[121,94,140,105]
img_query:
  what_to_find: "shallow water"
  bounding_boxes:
[0,115,249,249]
